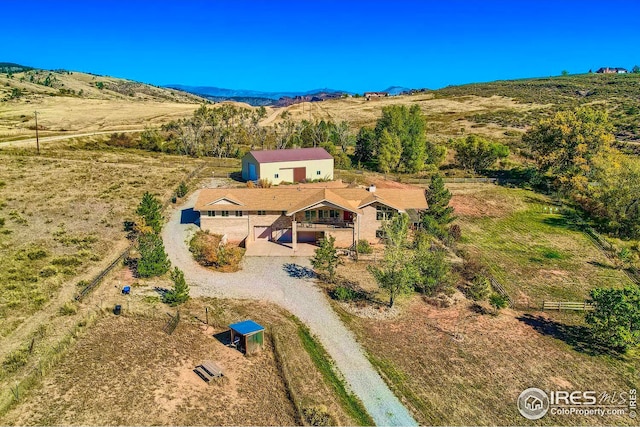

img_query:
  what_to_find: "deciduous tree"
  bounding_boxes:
[522,107,614,192]
[368,214,417,307]
[455,135,509,172]
[586,286,640,353]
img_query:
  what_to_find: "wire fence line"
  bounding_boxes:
[75,162,208,302]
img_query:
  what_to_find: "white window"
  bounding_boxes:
[274,173,279,179]
[207,211,215,217]
[221,211,229,217]
[305,211,317,220]
[235,211,243,217]
[330,210,340,218]
[316,170,321,175]
[376,205,394,220]
[257,210,266,216]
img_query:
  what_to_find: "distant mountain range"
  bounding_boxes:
[164,84,412,106]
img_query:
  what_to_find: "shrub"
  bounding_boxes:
[59,301,78,316]
[246,180,255,188]
[356,239,373,254]
[466,275,491,301]
[0,217,4,227]
[189,230,244,271]
[175,181,188,198]
[3,346,29,373]
[51,255,82,266]
[489,294,508,313]
[448,224,462,241]
[39,266,58,277]
[258,178,272,188]
[302,405,334,426]
[332,286,357,301]
[27,248,48,260]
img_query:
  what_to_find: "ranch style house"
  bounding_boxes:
[241,147,334,185]
[194,186,427,250]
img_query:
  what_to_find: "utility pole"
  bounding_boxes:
[34,111,40,155]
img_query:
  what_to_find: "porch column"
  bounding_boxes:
[292,219,297,252]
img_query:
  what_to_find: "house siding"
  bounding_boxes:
[358,204,384,242]
[259,158,334,184]
[200,217,250,243]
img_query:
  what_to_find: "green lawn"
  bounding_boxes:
[453,185,634,305]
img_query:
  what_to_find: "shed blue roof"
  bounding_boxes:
[229,320,265,335]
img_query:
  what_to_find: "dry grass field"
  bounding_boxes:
[0,293,358,426]
[339,297,638,426]
[0,144,214,349]
[270,93,546,142]
[0,70,202,141]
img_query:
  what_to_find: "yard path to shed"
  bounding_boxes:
[163,191,418,427]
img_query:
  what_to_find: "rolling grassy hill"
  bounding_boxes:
[0,66,207,141]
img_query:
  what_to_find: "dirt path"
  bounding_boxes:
[163,191,418,427]
[0,129,144,148]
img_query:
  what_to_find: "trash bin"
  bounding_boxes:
[114,304,122,315]
[122,286,131,295]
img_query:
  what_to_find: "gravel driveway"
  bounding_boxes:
[163,191,418,427]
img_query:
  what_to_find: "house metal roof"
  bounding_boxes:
[248,147,333,164]
[229,320,265,335]
[195,187,427,214]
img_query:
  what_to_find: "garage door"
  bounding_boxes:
[254,226,271,240]
[297,231,318,243]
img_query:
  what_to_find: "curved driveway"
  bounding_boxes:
[163,191,417,427]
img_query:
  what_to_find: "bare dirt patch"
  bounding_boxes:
[0,303,300,426]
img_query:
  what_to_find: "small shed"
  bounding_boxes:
[229,320,265,355]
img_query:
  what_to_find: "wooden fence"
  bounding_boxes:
[163,311,180,335]
[542,301,595,311]
[489,277,514,307]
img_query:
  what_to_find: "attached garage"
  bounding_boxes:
[254,226,272,241]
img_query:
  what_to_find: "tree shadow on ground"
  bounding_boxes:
[282,263,316,279]
[153,286,170,298]
[181,208,200,225]
[517,314,619,357]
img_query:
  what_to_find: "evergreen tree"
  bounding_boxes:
[311,235,341,282]
[136,192,163,234]
[163,267,190,306]
[137,233,171,278]
[421,174,455,234]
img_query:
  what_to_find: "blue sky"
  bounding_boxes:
[1,0,639,93]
